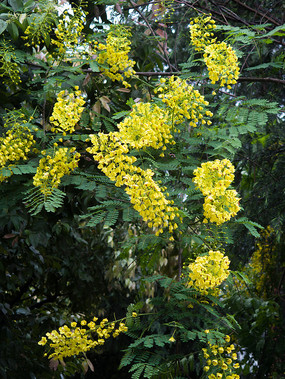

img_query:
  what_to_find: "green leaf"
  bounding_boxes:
[0,20,8,34]
[8,0,23,11]
[90,60,100,72]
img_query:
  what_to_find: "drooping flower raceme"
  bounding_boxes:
[193,159,240,224]
[187,250,230,295]
[50,87,85,135]
[203,42,240,89]
[33,147,80,195]
[0,43,21,85]
[0,126,35,168]
[189,15,217,52]
[117,102,173,150]
[190,15,240,89]
[38,317,128,360]
[96,26,136,87]
[22,1,57,48]
[202,332,240,378]
[87,132,179,238]
[51,6,86,58]
[203,190,240,225]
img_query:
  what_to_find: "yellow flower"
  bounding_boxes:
[38,337,47,346]
[169,336,176,342]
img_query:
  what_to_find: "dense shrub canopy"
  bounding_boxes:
[0,0,284,378]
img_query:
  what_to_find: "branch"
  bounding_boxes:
[238,76,285,85]
[230,0,282,26]
[134,72,285,85]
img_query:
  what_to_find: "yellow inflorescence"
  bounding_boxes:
[190,15,240,89]
[204,42,240,89]
[50,87,85,135]
[189,15,217,52]
[87,132,179,238]
[0,126,35,182]
[187,250,230,295]
[87,75,217,237]
[202,333,240,379]
[155,76,213,127]
[51,7,86,57]
[23,2,56,47]
[38,317,128,360]
[33,147,80,195]
[193,159,240,225]
[193,159,235,196]
[97,26,136,87]
[203,190,241,225]
[117,102,173,149]
[0,44,21,85]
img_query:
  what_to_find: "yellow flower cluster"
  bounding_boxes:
[50,87,85,135]
[51,6,86,57]
[0,44,21,84]
[204,43,240,89]
[203,333,240,379]
[0,126,35,182]
[203,190,240,225]
[190,15,240,89]
[97,26,136,87]
[38,317,128,360]
[187,250,230,295]
[88,75,216,236]
[155,76,213,127]
[193,159,235,196]
[189,15,217,52]
[87,132,179,238]
[33,147,80,195]
[193,159,240,225]
[0,126,35,167]
[23,2,56,47]
[117,102,173,150]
